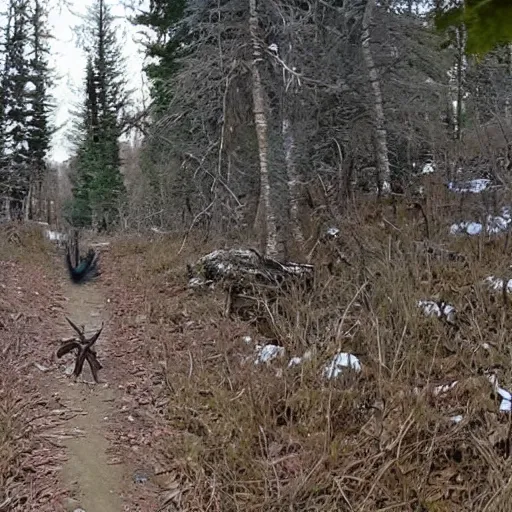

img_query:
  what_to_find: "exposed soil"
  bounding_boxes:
[1,235,161,511]
[49,278,125,512]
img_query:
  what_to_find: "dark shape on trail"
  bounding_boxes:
[65,229,100,284]
[57,317,104,383]
[66,246,100,283]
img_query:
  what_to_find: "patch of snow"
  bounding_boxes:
[450,415,463,424]
[421,162,435,174]
[499,389,512,412]
[326,227,340,238]
[449,221,482,236]
[484,276,512,293]
[433,381,458,396]
[450,209,512,236]
[255,344,285,365]
[486,373,512,413]
[323,352,361,380]
[188,277,208,288]
[242,335,252,344]
[45,229,68,242]
[418,300,455,323]
[288,349,314,368]
[447,178,492,194]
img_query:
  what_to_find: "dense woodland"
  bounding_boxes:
[0,0,511,255]
[4,2,512,511]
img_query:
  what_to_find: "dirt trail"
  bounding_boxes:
[51,277,126,512]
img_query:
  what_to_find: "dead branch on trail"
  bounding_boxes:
[56,317,104,383]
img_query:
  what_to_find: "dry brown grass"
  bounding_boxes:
[0,221,54,266]
[0,227,65,510]
[106,188,512,511]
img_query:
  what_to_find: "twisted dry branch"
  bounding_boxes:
[56,317,104,383]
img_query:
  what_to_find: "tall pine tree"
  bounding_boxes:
[3,0,31,219]
[134,0,188,111]
[0,0,53,220]
[26,0,53,220]
[69,0,128,230]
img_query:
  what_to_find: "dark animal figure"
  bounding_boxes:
[66,245,100,283]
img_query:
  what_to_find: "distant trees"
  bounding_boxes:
[0,0,53,220]
[67,0,129,230]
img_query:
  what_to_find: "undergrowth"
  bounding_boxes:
[0,221,54,266]
[0,222,61,510]
[110,191,512,511]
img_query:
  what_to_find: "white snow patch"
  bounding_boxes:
[486,373,512,413]
[323,352,361,380]
[450,209,511,236]
[484,276,512,293]
[45,229,67,243]
[255,344,285,365]
[421,162,435,174]
[433,381,458,396]
[447,178,492,193]
[326,227,340,238]
[288,357,302,368]
[418,300,455,323]
[188,277,208,288]
[287,349,313,368]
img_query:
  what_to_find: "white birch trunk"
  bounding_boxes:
[361,0,391,193]
[23,180,32,221]
[282,117,304,244]
[454,25,466,140]
[249,0,278,257]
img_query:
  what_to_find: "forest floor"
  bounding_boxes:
[0,227,161,511]
[4,188,512,511]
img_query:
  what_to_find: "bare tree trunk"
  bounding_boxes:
[506,44,512,121]
[23,180,32,221]
[361,0,391,193]
[454,25,466,140]
[249,0,278,257]
[282,117,304,245]
[4,197,11,221]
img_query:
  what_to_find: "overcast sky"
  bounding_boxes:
[47,0,150,163]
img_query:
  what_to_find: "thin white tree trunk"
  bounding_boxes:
[506,44,512,121]
[282,117,304,244]
[23,180,32,221]
[4,197,11,221]
[361,0,391,193]
[454,25,466,140]
[249,0,278,257]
